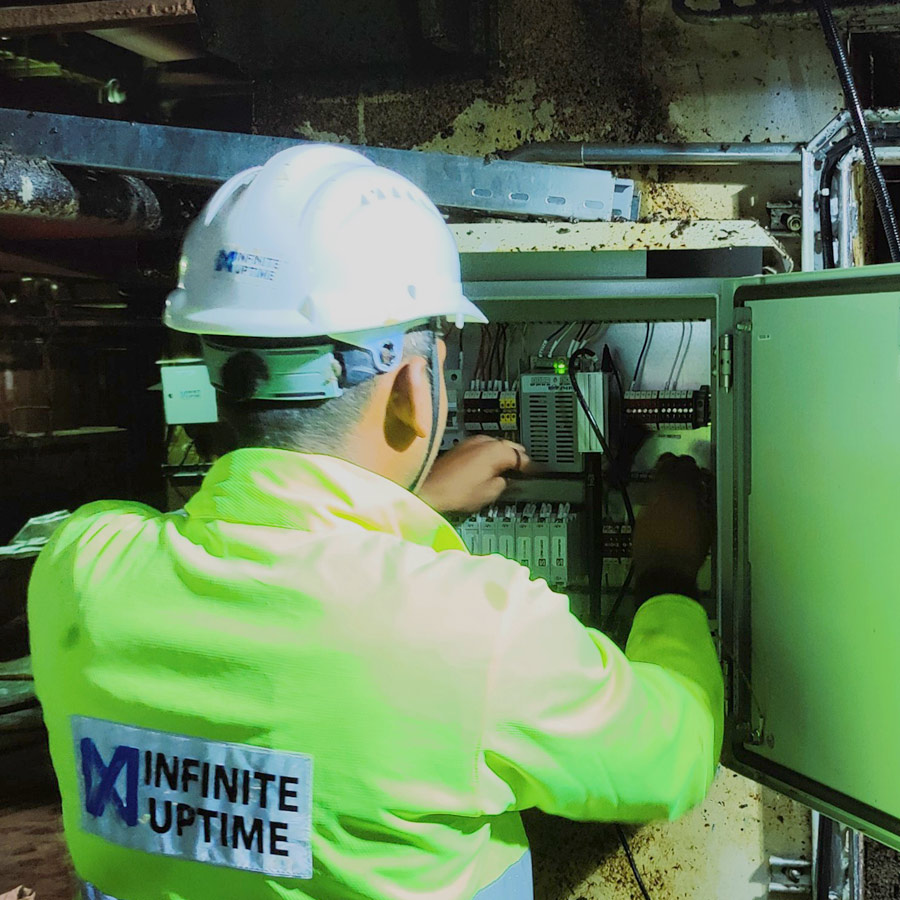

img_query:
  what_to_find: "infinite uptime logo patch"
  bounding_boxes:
[72,716,313,879]
[214,249,280,281]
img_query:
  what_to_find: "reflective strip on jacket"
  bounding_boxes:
[28,449,724,900]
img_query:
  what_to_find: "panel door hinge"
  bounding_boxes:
[718,333,733,393]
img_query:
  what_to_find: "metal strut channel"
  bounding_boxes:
[673,0,899,24]
[0,108,634,222]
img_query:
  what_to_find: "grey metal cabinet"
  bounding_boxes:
[469,262,900,850]
[724,265,900,851]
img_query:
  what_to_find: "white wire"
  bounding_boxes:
[578,322,604,353]
[548,322,577,358]
[539,323,566,358]
[665,323,686,390]
[673,322,694,389]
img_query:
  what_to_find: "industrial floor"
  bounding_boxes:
[2,795,898,900]
[0,803,74,900]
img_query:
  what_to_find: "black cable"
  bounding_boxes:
[177,439,196,468]
[475,328,487,381]
[499,324,509,382]
[569,349,636,530]
[485,325,499,382]
[493,325,507,381]
[815,816,838,900]
[569,349,614,458]
[818,133,857,269]
[601,564,634,635]
[814,0,900,263]
[542,323,567,356]
[631,323,650,389]
[602,344,626,456]
[612,365,624,414]
[616,825,653,900]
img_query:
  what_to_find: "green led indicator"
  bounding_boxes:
[554,360,568,375]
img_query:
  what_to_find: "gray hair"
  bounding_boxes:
[214,330,434,456]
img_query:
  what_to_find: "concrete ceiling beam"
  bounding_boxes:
[0,1,196,37]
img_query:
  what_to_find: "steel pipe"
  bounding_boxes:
[503,142,803,166]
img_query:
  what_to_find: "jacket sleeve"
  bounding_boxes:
[477,568,724,823]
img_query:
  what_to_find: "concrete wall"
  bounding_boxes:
[254,0,843,228]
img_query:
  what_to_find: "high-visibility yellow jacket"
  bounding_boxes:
[29,449,723,900]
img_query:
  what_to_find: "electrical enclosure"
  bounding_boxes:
[461,255,900,854]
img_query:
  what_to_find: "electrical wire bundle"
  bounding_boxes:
[567,345,636,637]
[665,322,693,391]
[630,324,652,391]
[538,322,605,361]
[567,344,652,897]
[813,0,900,266]
[473,324,509,385]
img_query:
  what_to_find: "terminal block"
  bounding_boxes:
[463,381,518,435]
[623,386,710,430]
[601,522,633,560]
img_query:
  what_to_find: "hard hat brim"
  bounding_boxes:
[165,289,488,337]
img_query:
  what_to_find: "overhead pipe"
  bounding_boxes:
[502,142,803,166]
[0,152,162,238]
[813,0,900,262]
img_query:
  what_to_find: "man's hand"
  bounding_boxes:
[631,453,713,601]
[417,435,530,514]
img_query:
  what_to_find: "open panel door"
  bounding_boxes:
[724,263,900,849]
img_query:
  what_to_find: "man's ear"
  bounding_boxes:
[384,356,431,450]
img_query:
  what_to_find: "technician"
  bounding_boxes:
[29,145,723,900]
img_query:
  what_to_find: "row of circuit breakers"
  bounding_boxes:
[456,504,634,589]
[450,369,711,471]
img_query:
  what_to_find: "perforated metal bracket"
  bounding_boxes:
[0,107,637,223]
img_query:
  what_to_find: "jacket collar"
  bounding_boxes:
[185,448,466,552]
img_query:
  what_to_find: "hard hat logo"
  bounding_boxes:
[214,248,281,283]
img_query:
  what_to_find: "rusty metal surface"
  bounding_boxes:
[0,1,196,36]
[674,0,900,23]
[64,169,163,233]
[451,220,786,254]
[0,153,77,219]
[0,152,162,238]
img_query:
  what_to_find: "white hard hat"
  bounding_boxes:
[164,144,487,342]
